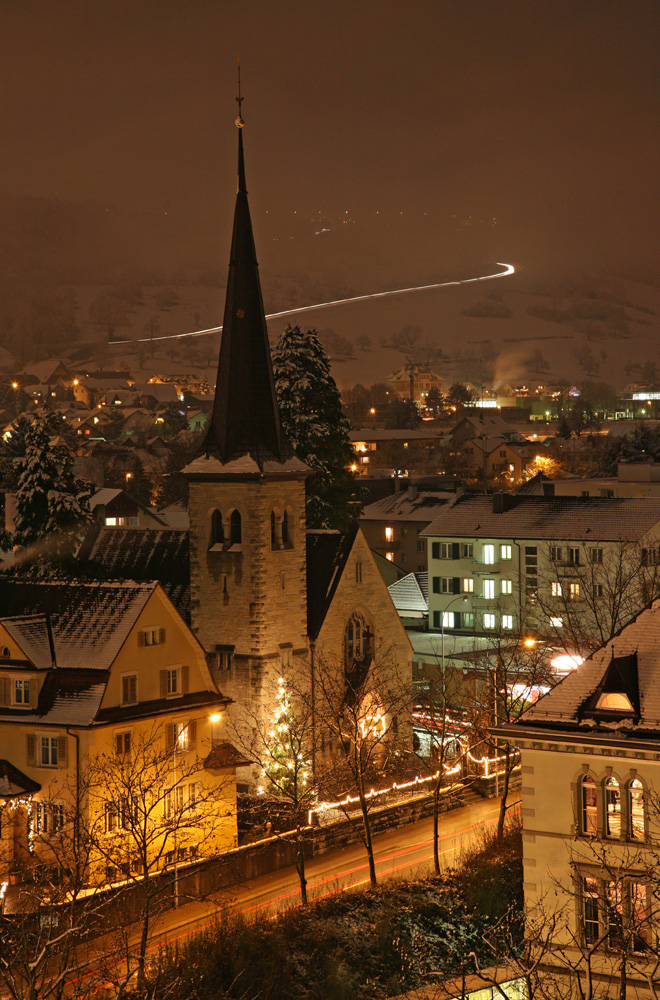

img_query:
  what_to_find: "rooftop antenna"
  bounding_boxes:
[235,58,245,128]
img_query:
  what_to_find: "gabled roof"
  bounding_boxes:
[77,527,190,621]
[306,523,359,640]
[388,572,429,614]
[0,580,156,670]
[422,494,660,541]
[2,615,55,669]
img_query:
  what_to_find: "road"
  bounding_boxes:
[131,262,516,343]
[70,791,520,991]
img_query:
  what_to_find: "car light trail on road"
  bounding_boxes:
[130,262,516,344]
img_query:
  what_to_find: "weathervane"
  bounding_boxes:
[235,58,244,128]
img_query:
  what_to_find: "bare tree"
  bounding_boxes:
[83,720,233,992]
[311,638,413,888]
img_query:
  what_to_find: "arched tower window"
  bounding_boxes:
[604,776,621,838]
[580,775,597,837]
[271,510,277,548]
[282,509,291,548]
[230,510,242,548]
[344,612,373,704]
[629,778,645,841]
[209,509,224,550]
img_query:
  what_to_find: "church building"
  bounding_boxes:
[178,108,413,773]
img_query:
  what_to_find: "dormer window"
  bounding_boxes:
[596,692,633,712]
[14,678,31,707]
[1,647,9,658]
[578,651,640,723]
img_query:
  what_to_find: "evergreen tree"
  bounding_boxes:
[272,324,361,529]
[12,416,91,558]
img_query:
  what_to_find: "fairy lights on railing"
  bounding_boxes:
[307,751,515,825]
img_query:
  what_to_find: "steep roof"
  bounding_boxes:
[306,524,359,640]
[422,494,660,541]
[194,121,302,475]
[0,579,155,670]
[388,572,429,614]
[0,760,41,799]
[513,601,660,741]
[78,526,190,621]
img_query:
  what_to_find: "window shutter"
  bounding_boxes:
[432,577,440,594]
[115,734,123,756]
[159,628,166,644]
[138,631,145,648]
[453,577,460,595]
[27,733,36,766]
[57,736,68,768]
[452,542,460,560]
[187,720,197,748]
[166,723,176,751]
[0,678,8,707]
[160,670,168,699]
[454,611,461,629]
[181,665,189,695]
[29,680,38,708]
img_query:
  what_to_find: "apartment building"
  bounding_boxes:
[421,493,660,647]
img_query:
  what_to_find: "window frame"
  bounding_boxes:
[121,672,138,706]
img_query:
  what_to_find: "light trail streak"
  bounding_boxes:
[129,261,515,344]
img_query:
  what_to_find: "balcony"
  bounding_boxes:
[376,540,400,552]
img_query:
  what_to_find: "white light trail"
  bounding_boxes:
[129,261,516,344]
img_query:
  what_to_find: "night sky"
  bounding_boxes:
[2,1,659,275]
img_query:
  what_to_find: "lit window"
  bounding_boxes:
[629,779,645,841]
[581,876,600,944]
[484,579,495,599]
[462,578,474,593]
[484,613,496,629]
[442,612,455,628]
[502,615,513,630]
[580,775,597,836]
[501,579,512,595]
[483,544,495,565]
[604,777,621,838]
[500,544,512,560]
[40,736,59,768]
[550,616,563,627]
[463,612,475,628]
[551,582,563,598]
[385,526,393,542]
[569,582,580,602]
[385,552,394,562]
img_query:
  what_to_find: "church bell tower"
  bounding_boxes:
[184,97,310,692]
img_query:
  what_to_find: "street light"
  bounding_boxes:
[440,596,469,701]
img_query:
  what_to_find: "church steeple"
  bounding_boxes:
[202,100,294,471]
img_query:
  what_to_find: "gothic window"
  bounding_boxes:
[270,510,278,549]
[230,510,242,548]
[344,612,373,704]
[345,612,369,664]
[209,509,224,550]
[282,509,293,548]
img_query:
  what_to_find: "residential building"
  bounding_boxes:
[499,603,660,996]
[422,493,660,648]
[360,486,456,571]
[349,428,446,475]
[386,365,446,406]
[0,579,244,899]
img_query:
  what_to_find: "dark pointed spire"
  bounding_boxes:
[201,91,293,470]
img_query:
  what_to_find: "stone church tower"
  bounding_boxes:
[184,114,310,708]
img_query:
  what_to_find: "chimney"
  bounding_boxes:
[407,484,418,501]
[492,493,516,514]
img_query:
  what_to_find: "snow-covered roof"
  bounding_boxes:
[517,601,660,739]
[362,491,455,522]
[158,502,190,529]
[422,494,660,541]
[182,453,309,478]
[0,580,156,671]
[388,572,428,614]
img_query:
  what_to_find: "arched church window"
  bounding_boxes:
[209,509,224,550]
[344,613,372,664]
[230,510,242,548]
[271,510,277,548]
